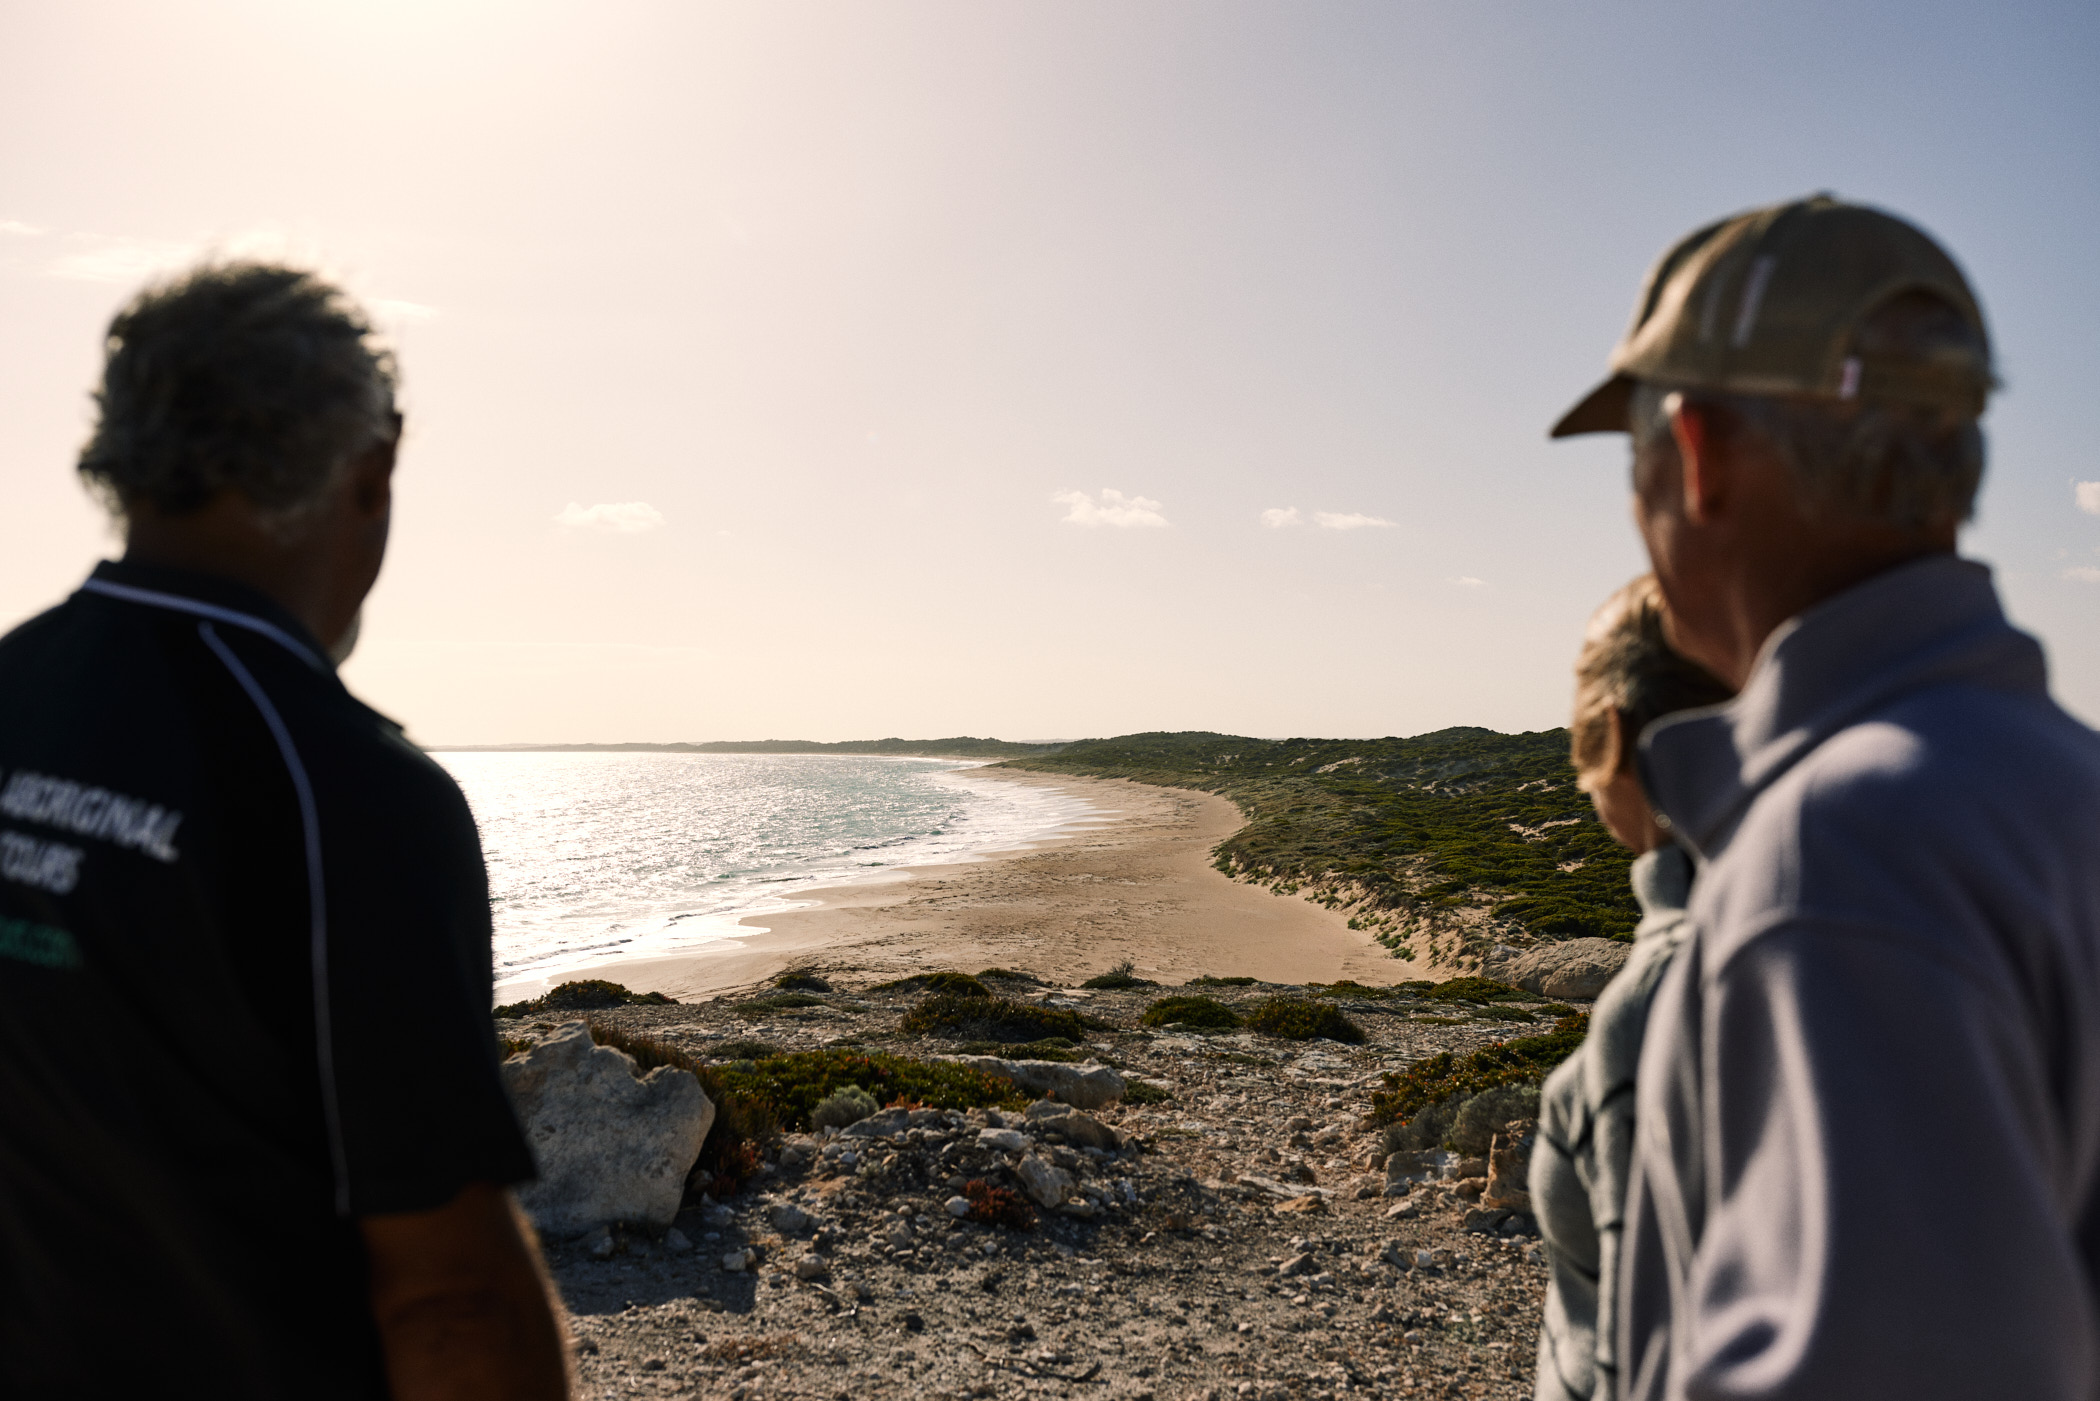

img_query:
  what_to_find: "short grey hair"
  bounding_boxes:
[1630,290,1987,531]
[78,262,398,524]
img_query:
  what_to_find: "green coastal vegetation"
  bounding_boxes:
[1003,727,1635,969]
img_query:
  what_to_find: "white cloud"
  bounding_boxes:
[2066,566,2100,585]
[555,501,666,534]
[1452,576,1486,588]
[1313,511,1394,531]
[0,220,41,237]
[1261,507,1302,528]
[1053,488,1168,529]
[2077,481,2100,517]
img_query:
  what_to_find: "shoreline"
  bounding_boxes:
[496,768,1430,1004]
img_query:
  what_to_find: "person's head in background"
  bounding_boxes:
[1571,575,1734,853]
[76,262,401,663]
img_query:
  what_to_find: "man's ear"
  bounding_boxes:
[1668,399,1726,525]
[348,426,398,518]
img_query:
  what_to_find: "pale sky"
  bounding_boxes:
[3,1,2095,744]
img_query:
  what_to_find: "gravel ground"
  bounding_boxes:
[503,977,1580,1401]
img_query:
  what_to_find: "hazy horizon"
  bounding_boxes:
[5,2,2096,745]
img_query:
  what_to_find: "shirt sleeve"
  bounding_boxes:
[309,731,536,1216]
[1669,918,2091,1399]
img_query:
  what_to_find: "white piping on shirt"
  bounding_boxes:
[79,579,328,673]
[197,621,352,1216]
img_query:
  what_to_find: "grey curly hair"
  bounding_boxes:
[78,262,398,525]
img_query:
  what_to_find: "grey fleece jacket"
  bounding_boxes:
[1619,555,2100,1401]
[1534,843,1693,1401]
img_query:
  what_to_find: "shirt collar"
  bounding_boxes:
[1638,553,2047,861]
[81,559,333,672]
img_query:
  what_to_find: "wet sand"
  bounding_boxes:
[494,768,1428,1003]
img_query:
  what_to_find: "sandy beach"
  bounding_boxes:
[496,768,1429,1004]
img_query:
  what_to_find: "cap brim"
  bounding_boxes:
[1548,374,1634,439]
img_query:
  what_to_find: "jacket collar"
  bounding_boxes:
[1638,554,2047,861]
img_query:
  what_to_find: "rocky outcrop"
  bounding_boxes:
[1489,937,1630,999]
[951,1056,1126,1110]
[501,1023,714,1236]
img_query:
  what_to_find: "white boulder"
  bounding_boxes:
[1490,938,1631,1000]
[501,1023,714,1237]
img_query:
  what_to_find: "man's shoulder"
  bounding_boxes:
[1698,683,2100,969]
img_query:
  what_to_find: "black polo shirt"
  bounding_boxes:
[0,561,534,1399]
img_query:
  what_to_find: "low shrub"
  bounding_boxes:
[498,1035,532,1059]
[494,979,676,1018]
[810,1085,879,1130]
[1396,981,1436,995]
[708,1046,1027,1129]
[775,970,832,992]
[976,967,1047,986]
[1139,995,1243,1031]
[733,991,829,1019]
[1382,1082,1544,1156]
[1245,998,1366,1044]
[1121,1080,1173,1105]
[1081,959,1155,990]
[1450,1083,1541,1155]
[872,971,992,998]
[955,1037,1083,1062]
[1186,975,1258,987]
[710,1039,784,1061]
[899,995,1101,1044]
[1370,1014,1589,1126]
[1310,980,1403,1001]
[584,1021,778,1197]
[963,1178,1036,1230]
[1423,977,1530,1004]
[1473,1006,1536,1022]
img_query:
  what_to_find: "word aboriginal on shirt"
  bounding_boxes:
[0,768,183,864]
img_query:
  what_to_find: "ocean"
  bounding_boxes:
[432,751,1098,987]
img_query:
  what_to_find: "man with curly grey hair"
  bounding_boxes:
[0,264,569,1399]
[1551,196,2100,1399]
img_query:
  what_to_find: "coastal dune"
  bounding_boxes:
[507,768,1428,1002]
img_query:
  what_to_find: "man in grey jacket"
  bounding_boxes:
[1550,194,2100,1398]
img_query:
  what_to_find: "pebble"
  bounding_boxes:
[977,1128,1027,1153]
[661,1228,692,1254]
[945,1194,972,1217]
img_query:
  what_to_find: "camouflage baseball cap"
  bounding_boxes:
[1550,194,1992,437]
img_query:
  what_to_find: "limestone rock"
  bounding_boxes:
[1015,1152,1074,1208]
[841,1108,912,1140]
[502,1023,713,1236]
[1022,1103,1121,1152]
[977,1127,1027,1154]
[1495,937,1631,1000]
[1482,1119,1536,1212]
[952,1057,1126,1110]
